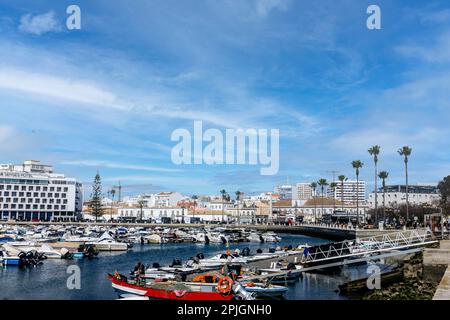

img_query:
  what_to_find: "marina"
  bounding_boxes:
[0,223,443,300]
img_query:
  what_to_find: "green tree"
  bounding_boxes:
[330,182,338,214]
[310,182,317,223]
[398,146,412,224]
[191,195,198,222]
[438,176,450,214]
[338,175,348,220]
[368,145,381,224]
[137,199,145,222]
[352,160,364,225]
[378,171,389,225]
[89,172,103,222]
[317,178,328,221]
[235,191,242,225]
[220,189,227,223]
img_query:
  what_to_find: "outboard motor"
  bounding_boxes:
[288,245,293,250]
[152,262,160,268]
[287,262,296,271]
[204,235,210,245]
[170,259,182,267]
[232,283,255,300]
[256,248,263,254]
[241,247,250,257]
[259,235,265,243]
[196,253,205,260]
[268,248,276,253]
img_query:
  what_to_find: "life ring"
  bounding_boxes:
[174,290,187,298]
[217,276,233,295]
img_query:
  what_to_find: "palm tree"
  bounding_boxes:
[310,182,317,223]
[220,189,227,223]
[378,171,389,225]
[398,146,412,225]
[352,160,364,225]
[137,199,145,222]
[317,179,328,221]
[110,189,116,222]
[191,195,198,223]
[338,175,348,218]
[368,145,381,225]
[235,191,242,225]
[330,182,338,214]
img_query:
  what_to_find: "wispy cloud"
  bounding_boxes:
[256,0,290,17]
[60,160,183,173]
[0,67,127,110]
[18,11,61,35]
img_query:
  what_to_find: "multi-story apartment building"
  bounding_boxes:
[294,183,314,200]
[0,160,82,221]
[327,180,366,204]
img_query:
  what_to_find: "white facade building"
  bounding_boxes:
[142,192,186,207]
[368,184,440,209]
[207,201,234,211]
[118,206,188,223]
[0,160,82,221]
[327,180,366,204]
[294,183,314,200]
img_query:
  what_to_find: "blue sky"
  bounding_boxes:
[0,0,449,197]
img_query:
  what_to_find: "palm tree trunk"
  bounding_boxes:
[405,160,409,224]
[321,187,324,222]
[383,182,386,224]
[356,175,359,226]
[222,198,224,223]
[237,201,240,225]
[374,162,378,226]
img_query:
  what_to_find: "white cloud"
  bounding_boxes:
[395,31,450,63]
[61,160,183,173]
[18,11,61,35]
[256,0,289,17]
[0,67,127,110]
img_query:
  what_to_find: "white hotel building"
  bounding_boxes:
[0,160,83,221]
[327,180,366,204]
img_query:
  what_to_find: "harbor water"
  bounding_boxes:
[0,234,380,300]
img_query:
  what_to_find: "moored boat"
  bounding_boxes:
[108,273,236,300]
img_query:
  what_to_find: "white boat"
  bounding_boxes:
[246,232,264,242]
[206,232,228,244]
[261,232,281,242]
[87,232,128,251]
[142,268,177,280]
[143,233,169,244]
[241,282,288,297]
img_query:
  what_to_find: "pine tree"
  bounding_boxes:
[90,172,103,222]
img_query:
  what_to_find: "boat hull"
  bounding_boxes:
[109,276,234,301]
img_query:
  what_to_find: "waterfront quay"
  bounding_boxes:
[4,220,393,241]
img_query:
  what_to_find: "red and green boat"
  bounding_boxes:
[108,273,235,301]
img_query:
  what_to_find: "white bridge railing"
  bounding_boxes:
[301,228,436,264]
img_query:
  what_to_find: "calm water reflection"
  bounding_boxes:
[0,234,377,300]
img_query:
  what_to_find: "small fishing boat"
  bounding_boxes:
[108,273,236,300]
[242,282,288,298]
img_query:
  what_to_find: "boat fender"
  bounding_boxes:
[217,276,234,295]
